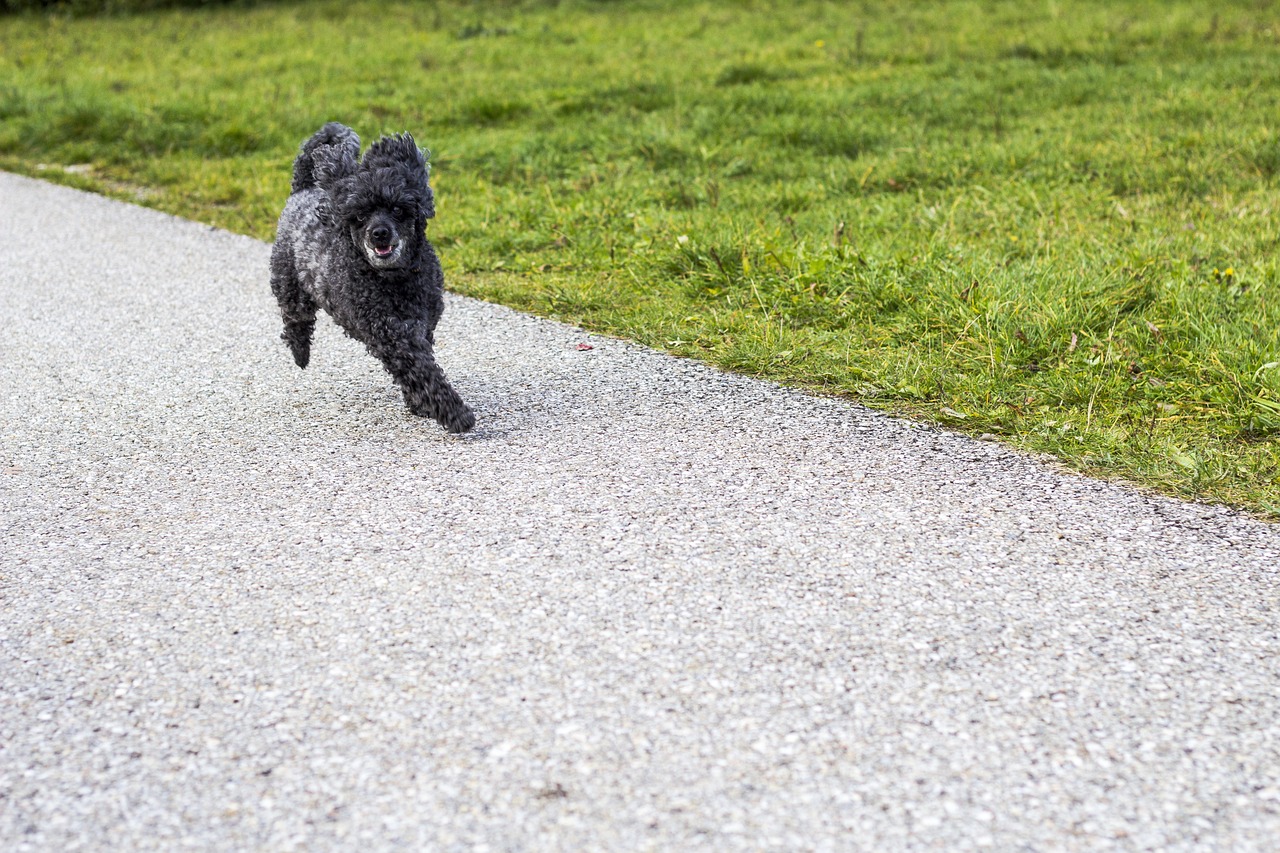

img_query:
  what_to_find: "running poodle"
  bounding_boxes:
[270,122,474,433]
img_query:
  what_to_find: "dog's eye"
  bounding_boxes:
[391,205,403,218]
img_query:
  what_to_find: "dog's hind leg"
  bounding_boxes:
[270,249,317,369]
[280,301,317,369]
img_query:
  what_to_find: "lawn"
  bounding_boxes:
[2,0,1279,514]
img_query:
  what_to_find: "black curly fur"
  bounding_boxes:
[270,123,475,433]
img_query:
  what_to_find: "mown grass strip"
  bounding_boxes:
[2,0,1278,514]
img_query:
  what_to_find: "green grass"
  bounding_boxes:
[3,0,1280,515]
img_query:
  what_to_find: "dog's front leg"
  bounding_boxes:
[374,327,475,433]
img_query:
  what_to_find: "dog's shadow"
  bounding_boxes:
[283,363,577,444]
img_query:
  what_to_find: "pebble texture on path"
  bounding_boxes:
[2,171,1279,850]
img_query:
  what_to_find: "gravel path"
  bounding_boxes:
[2,170,1279,851]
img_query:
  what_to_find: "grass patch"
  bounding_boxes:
[3,0,1279,515]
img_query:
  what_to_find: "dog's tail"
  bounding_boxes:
[290,122,361,193]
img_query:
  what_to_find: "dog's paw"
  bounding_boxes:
[405,390,475,433]
[281,326,312,369]
[444,405,476,434]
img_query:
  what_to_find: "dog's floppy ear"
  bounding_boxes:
[317,176,359,231]
[311,144,360,229]
[419,173,436,221]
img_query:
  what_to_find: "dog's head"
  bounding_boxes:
[327,133,435,271]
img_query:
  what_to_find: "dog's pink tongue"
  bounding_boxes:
[375,245,393,256]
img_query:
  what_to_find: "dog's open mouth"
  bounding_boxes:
[365,238,403,266]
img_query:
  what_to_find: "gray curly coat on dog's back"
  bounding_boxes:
[270,122,474,433]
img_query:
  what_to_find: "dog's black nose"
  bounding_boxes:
[370,224,392,244]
